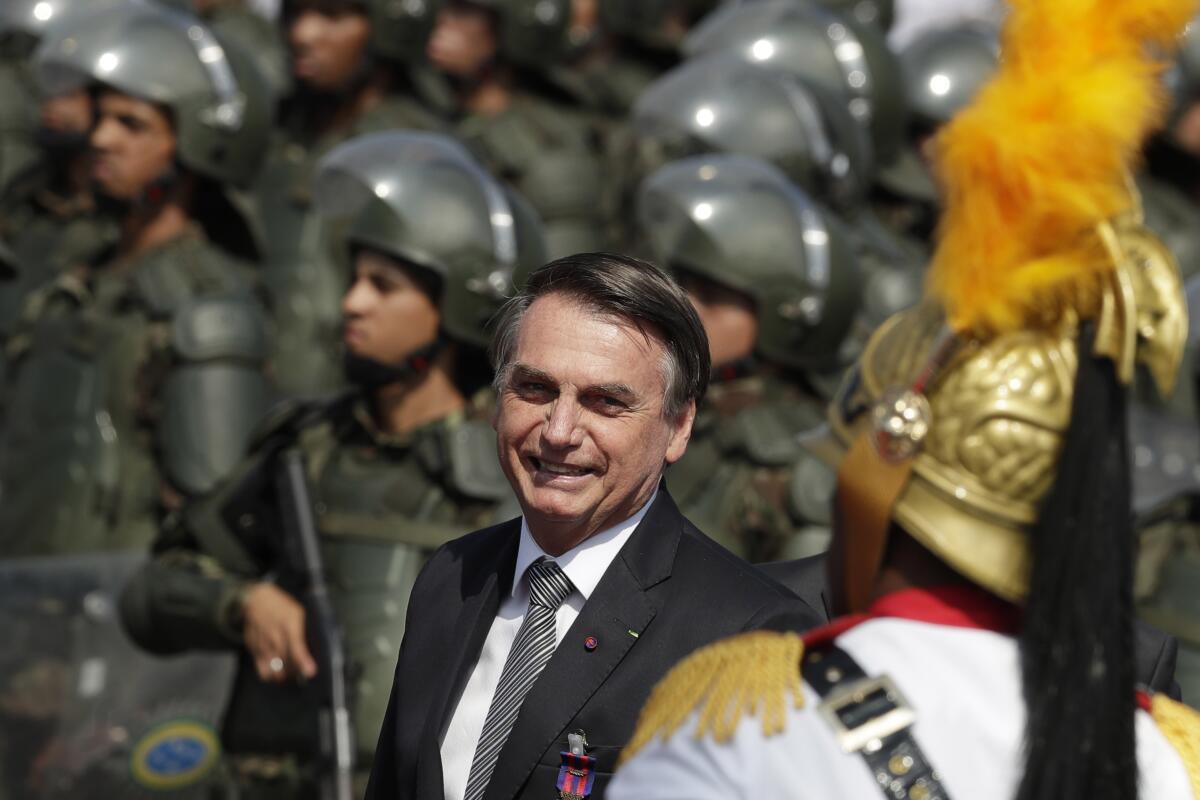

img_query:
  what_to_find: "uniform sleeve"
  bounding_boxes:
[119,451,277,654]
[609,710,758,800]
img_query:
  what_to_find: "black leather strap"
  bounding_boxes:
[802,645,953,800]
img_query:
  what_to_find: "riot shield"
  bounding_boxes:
[0,551,235,799]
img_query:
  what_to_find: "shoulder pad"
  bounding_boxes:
[171,293,270,363]
[620,631,805,767]
[132,237,252,315]
[789,450,837,527]
[362,96,443,134]
[1147,693,1200,792]
[723,406,809,466]
[519,151,604,220]
[246,393,351,453]
[445,419,512,502]
[131,253,197,315]
[460,111,543,175]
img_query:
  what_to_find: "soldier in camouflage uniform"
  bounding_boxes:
[119,131,546,796]
[425,0,609,258]
[0,4,274,557]
[256,0,443,396]
[0,2,130,366]
[638,154,861,562]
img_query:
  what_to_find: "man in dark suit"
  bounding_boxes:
[366,253,821,800]
[759,554,1183,698]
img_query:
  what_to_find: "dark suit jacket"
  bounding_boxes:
[366,490,822,800]
[758,554,1182,699]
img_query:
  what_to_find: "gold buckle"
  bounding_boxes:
[816,674,916,754]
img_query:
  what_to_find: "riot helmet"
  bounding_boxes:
[34,2,272,189]
[0,0,130,49]
[638,153,861,371]
[369,0,443,61]
[900,23,998,127]
[814,0,894,32]
[315,130,547,350]
[632,55,873,211]
[685,0,907,165]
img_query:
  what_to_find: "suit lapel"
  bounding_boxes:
[417,521,521,799]
[481,491,684,800]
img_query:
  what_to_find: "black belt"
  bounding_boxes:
[801,644,953,800]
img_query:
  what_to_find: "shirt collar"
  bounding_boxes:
[512,490,658,602]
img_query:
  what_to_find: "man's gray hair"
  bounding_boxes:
[489,252,711,418]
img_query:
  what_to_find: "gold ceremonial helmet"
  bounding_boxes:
[809,205,1187,606]
[805,0,1196,611]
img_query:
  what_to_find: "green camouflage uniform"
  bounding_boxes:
[668,374,836,562]
[0,160,117,347]
[1138,516,1200,708]
[120,392,513,796]
[0,230,272,557]
[456,91,607,259]
[0,56,37,194]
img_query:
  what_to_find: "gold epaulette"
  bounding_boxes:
[618,631,805,767]
[1152,694,1200,796]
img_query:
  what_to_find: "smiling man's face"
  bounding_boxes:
[494,291,695,553]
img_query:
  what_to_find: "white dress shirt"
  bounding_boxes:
[439,493,656,800]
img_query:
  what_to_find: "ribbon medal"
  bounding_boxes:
[557,732,596,800]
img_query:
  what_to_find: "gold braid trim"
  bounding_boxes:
[618,631,805,768]
[1153,694,1200,797]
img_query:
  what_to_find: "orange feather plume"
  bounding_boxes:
[926,0,1197,336]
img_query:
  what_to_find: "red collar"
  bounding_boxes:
[804,585,1022,648]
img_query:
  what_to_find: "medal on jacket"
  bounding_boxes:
[557,731,596,800]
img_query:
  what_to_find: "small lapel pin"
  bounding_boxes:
[626,629,640,639]
[583,635,599,651]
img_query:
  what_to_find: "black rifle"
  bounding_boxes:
[275,448,354,800]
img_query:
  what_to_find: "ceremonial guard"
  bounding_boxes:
[120,132,546,796]
[612,0,1200,797]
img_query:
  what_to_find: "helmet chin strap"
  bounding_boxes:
[710,354,758,384]
[343,336,444,391]
[93,163,181,220]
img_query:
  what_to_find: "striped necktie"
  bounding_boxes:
[463,558,574,800]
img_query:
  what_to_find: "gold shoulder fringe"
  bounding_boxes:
[618,631,805,768]
[1152,694,1200,797]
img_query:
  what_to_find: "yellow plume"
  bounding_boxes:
[927,0,1197,336]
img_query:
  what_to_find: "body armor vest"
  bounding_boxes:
[0,234,253,556]
[667,376,831,562]
[221,399,511,761]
